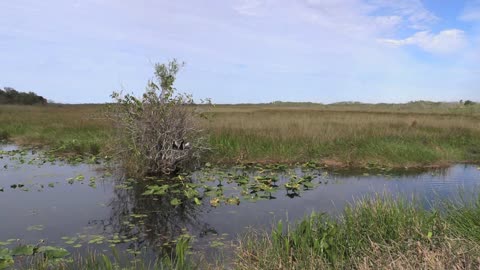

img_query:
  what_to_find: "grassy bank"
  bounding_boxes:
[1,103,480,167]
[236,195,480,270]
[8,195,480,269]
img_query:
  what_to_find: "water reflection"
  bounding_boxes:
[105,179,215,252]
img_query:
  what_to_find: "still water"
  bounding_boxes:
[1,144,479,261]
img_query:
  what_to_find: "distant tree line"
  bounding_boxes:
[0,87,47,105]
[460,100,476,106]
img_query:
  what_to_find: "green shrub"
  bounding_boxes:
[108,60,210,177]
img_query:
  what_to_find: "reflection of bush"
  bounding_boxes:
[106,178,213,255]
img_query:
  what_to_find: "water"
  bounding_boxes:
[1,144,479,263]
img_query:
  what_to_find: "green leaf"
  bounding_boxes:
[0,248,11,258]
[0,248,13,270]
[141,189,154,196]
[11,245,34,256]
[170,198,181,206]
[37,246,70,259]
[0,258,14,270]
[193,197,202,205]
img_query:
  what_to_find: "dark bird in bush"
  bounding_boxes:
[173,140,192,150]
[173,140,181,150]
[183,142,191,150]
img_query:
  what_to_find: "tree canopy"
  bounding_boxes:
[0,87,47,105]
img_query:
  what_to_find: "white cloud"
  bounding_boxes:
[233,0,267,16]
[460,0,480,21]
[380,29,468,54]
[366,0,438,29]
[233,0,437,32]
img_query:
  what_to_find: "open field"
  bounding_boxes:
[1,102,480,167]
[0,105,109,155]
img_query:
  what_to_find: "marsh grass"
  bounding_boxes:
[0,104,110,155]
[236,195,480,270]
[207,105,480,166]
[1,102,480,167]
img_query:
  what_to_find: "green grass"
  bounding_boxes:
[10,235,201,270]
[10,194,480,270]
[236,195,480,270]
[0,105,110,156]
[1,102,480,167]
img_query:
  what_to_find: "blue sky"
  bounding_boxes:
[1,0,479,104]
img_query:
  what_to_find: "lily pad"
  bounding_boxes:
[37,246,70,259]
[27,225,44,231]
[0,258,14,270]
[0,249,13,270]
[210,197,221,207]
[170,198,181,206]
[193,197,202,205]
[11,245,34,256]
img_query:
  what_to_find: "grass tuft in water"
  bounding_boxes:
[18,235,197,270]
[236,195,480,270]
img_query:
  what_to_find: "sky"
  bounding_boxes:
[1,0,479,104]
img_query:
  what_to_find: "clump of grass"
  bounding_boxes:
[16,235,200,270]
[236,195,480,270]
[443,194,480,242]
[0,130,10,141]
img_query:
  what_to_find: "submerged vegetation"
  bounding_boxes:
[1,236,194,270]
